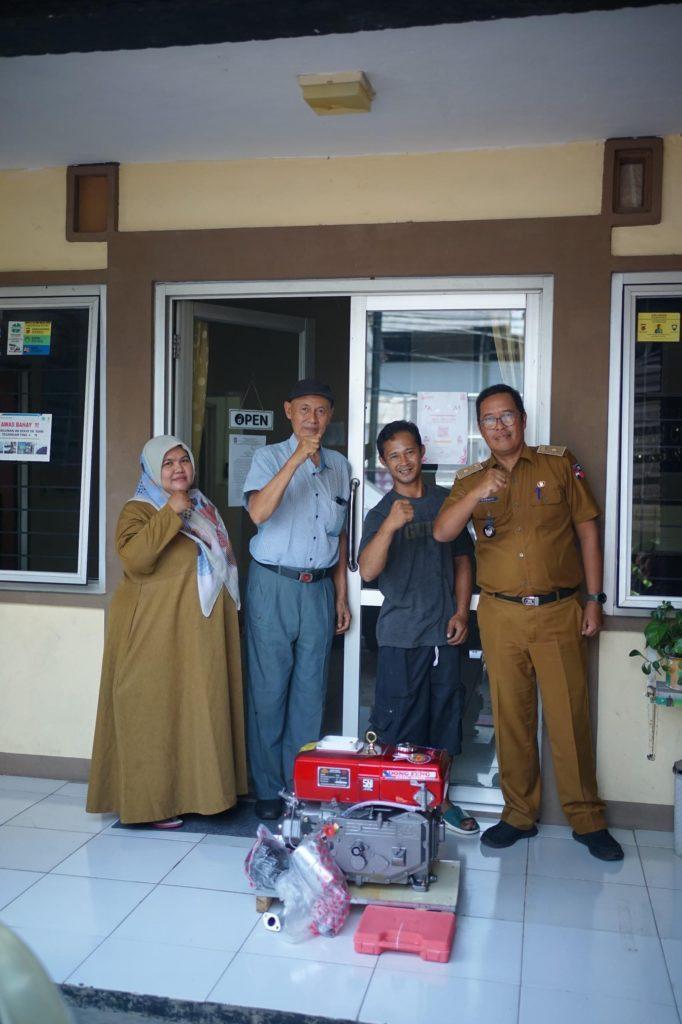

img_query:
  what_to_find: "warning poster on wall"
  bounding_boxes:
[637,312,680,343]
[0,413,52,461]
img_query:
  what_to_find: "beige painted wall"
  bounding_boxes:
[3,136,681,270]
[0,605,104,760]
[0,168,107,272]
[119,141,604,232]
[613,134,682,256]
[597,630,682,806]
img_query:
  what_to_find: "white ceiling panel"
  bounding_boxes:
[1,5,681,170]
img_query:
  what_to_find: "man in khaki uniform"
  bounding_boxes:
[434,383,623,861]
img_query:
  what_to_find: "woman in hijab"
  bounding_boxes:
[86,435,248,828]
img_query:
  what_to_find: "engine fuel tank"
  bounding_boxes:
[293,741,450,809]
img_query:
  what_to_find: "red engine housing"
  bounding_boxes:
[293,743,450,808]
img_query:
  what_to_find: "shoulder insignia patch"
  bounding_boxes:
[536,444,567,457]
[455,462,484,480]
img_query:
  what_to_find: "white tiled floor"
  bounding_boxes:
[0,774,679,1024]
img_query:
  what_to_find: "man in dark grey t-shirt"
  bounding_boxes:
[359,420,478,836]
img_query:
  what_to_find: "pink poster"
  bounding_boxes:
[417,392,468,465]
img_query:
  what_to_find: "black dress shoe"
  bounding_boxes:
[572,828,624,861]
[481,821,538,848]
[255,798,283,821]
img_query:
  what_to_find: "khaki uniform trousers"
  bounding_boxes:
[477,592,606,835]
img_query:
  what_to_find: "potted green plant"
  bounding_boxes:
[630,601,682,696]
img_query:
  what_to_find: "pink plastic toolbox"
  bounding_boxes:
[353,904,456,963]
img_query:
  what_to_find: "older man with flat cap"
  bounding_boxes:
[243,379,351,819]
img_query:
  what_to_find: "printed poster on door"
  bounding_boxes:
[7,321,52,355]
[0,413,52,461]
[227,433,266,507]
[417,392,468,466]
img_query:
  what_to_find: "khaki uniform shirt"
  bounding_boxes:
[442,444,600,596]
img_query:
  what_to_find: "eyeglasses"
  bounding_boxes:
[479,411,519,429]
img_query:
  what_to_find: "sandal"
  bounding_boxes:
[442,804,480,836]
[151,817,184,830]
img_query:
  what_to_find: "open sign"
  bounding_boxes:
[229,409,274,430]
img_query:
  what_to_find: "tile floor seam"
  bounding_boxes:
[29,825,93,868]
[158,880,260,896]
[105,825,207,843]
[141,835,207,887]
[0,870,46,914]
[1,819,112,837]
[354,951,383,1023]
[515,843,529,1024]
[0,791,56,828]
[210,939,372,972]
[62,868,175,985]
[526,867,646,886]
[353,960,376,1023]
[201,872,266,1004]
[202,948,245,1003]
[641,847,682,1024]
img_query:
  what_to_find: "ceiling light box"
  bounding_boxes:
[298,71,375,116]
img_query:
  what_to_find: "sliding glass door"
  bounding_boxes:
[344,284,551,811]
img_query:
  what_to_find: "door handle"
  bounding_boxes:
[347,477,360,572]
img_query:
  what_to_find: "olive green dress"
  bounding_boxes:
[86,500,248,824]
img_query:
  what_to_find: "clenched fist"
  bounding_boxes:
[292,433,322,466]
[168,491,192,516]
[474,468,508,501]
[383,498,414,534]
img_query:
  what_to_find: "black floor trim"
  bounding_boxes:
[61,985,357,1024]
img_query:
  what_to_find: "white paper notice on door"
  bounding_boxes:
[417,392,468,466]
[227,433,266,507]
[0,412,52,461]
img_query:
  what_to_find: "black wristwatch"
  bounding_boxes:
[585,592,607,604]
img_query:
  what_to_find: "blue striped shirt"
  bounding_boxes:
[243,434,351,569]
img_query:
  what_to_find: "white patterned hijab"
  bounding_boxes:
[131,435,240,616]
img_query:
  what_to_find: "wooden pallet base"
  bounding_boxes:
[254,859,460,915]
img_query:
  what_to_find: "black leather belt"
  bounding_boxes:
[488,587,578,607]
[255,561,332,583]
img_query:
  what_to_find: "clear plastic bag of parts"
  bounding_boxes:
[244,825,350,942]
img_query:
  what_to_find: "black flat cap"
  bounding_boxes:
[287,378,334,404]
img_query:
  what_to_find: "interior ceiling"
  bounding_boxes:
[0,2,681,171]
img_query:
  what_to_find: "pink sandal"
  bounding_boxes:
[151,817,184,830]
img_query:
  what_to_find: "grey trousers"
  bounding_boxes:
[245,560,335,800]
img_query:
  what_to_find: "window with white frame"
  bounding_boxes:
[608,275,682,610]
[0,289,103,586]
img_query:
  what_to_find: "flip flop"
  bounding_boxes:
[151,817,184,830]
[442,804,480,836]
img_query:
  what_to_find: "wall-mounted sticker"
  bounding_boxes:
[0,413,52,461]
[228,409,274,430]
[7,321,52,355]
[417,391,468,465]
[637,312,680,343]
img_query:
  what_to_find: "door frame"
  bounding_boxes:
[153,276,554,799]
[154,276,552,433]
[167,300,315,440]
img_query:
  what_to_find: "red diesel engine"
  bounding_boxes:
[280,735,450,891]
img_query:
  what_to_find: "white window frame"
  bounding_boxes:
[153,276,553,437]
[605,272,682,614]
[0,285,106,592]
